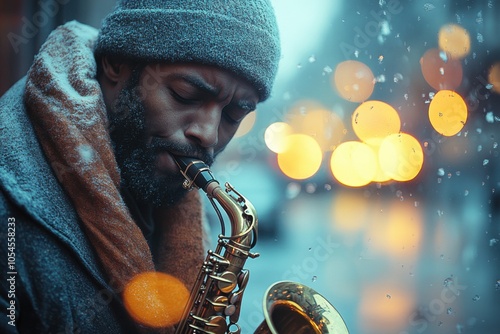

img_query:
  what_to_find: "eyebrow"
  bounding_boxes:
[172,73,220,97]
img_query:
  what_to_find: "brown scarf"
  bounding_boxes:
[23,21,205,330]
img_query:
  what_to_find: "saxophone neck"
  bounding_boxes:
[173,155,258,250]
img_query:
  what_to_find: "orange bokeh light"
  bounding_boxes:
[286,104,346,152]
[488,62,500,94]
[123,272,189,328]
[420,48,463,90]
[428,90,467,136]
[277,134,323,180]
[333,60,375,102]
[438,23,471,59]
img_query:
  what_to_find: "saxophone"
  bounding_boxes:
[173,156,349,334]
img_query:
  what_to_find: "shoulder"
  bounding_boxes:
[0,77,26,114]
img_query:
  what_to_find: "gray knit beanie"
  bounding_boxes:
[95,0,281,100]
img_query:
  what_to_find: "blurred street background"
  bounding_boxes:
[1,0,499,333]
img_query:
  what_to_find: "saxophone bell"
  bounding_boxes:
[255,281,349,334]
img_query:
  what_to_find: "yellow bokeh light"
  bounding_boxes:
[366,143,392,183]
[428,90,467,136]
[420,48,463,90]
[234,111,256,138]
[379,133,424,182]
[333,60,375,102]
[277,134,323,180]
[352,100,401,145]
[264,122,293,153]
[488,62,500,94]
[330,141,377,187]
[438,23,471,59]
[123,272,189,328]
[287,105,346,152]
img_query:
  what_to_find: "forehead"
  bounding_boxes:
[140,63,259,99]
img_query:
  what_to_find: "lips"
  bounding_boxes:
[154,149,205,176]
[154,150,179,175]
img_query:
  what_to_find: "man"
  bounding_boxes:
[0,0,280,333]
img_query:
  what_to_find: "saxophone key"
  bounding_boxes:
[205,315,227,334]
[211,271,237,293]
[208,296,228,313]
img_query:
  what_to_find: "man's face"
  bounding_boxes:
[107,63,259,207]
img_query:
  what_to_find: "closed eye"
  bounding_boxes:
[170,89,202,105]
[222,107,253,125]
[168,73,219,106]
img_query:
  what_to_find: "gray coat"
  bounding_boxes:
[0,78,136,333]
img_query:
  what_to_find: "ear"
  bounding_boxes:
[100,55,131,85]
[99,55,133,110]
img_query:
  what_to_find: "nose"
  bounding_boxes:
[185,106,220,148]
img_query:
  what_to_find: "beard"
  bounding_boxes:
[107,68,214,208]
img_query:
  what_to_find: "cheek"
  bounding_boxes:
[142,94,180,136]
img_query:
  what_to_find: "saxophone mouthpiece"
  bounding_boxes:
[172,155,193,171]
[172,155,217,190]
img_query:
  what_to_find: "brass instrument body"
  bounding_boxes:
[173,157,349,334]
[174,158,258,334]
